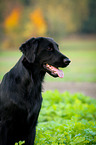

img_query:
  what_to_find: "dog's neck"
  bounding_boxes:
[22,57,46,84]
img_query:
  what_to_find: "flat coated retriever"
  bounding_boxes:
[0,37,71,145]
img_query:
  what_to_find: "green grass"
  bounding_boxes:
[15,141,25,145]
[0,39,96,82]
[35,90,96,145]
[0,50,22,80]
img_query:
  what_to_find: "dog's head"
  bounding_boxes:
[19,37,71,78]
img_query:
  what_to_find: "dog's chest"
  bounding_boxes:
[27,81,43,113]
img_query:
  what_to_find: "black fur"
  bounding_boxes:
[0,37,70,145]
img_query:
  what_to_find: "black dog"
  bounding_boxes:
[0,37,70,145]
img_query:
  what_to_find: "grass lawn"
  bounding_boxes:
[0,39,96,82]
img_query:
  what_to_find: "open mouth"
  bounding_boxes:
[43,63,64,78]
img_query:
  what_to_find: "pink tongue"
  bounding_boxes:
[51,66,64,78]
[57,69,64,78]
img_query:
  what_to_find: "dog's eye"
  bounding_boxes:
[47,47,53,51]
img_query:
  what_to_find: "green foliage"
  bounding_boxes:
[15,141,25,145]
[34,90,96,144]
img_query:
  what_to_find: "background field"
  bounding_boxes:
[0,39,96,82]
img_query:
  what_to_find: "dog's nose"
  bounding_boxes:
[63,58,71,65]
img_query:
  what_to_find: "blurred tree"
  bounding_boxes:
[0,0,22,47]
[0,0,96,49]
[23,8,47,39]
[38,0,89,38]
[4,8,21,33]
[81,0,96,33]
[30,8,47,36]
[20,0,30,5]
[2,7,22,49]
[71,0,89,32]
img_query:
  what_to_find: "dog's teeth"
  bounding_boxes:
[46,64,49,68]
[54,71,57,74]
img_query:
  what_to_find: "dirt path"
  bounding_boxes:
[43,82,96,98]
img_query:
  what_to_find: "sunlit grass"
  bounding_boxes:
[35,90,96,144]
[0,50,22,80]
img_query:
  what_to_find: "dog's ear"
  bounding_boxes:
[19,38,38,63]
